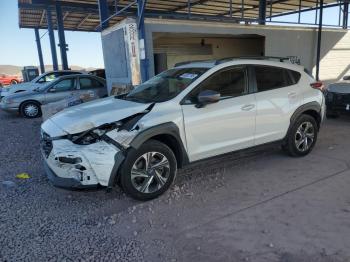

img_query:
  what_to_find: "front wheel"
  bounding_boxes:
[11,79,19,85]
[120,140,177,200]
[283,114,318,157]
[20,101,42,118]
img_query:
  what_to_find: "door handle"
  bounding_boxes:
[241,104,255,111]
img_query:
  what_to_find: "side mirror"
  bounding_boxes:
[343,75,350,81]
[196,90,220,108]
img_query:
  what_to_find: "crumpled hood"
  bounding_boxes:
[1,82,41,96]
[43,97,151,135]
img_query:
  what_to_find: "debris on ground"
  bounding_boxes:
[15,173,31,179]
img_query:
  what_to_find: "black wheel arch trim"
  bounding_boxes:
[290,102,322,127]
[107,122,189,188]
[129,122,190,168]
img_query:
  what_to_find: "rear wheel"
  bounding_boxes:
[20,101,42,118]
[283,114,318,157]
[120,140,177,200]
[10,79,19,85]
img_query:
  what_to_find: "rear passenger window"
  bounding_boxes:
[254,66,297,92]
[79,77,104,89]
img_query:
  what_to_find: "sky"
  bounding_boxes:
[0,0,344,69]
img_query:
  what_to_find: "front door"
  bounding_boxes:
[181,66,256,162]
[44,77,78,104]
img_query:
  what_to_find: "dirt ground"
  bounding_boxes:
[0,110,350,262]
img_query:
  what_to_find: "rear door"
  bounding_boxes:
[253,65,302,145]
[44,77,78,104]
[181,66,256,162]
[78,76,107,98]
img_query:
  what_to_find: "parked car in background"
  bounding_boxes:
[89,69,105,79]
[0,70,83,99]
[325,75,350,118]
[0,74,107,118]
[0,74,22,86]
[40,57,325,200]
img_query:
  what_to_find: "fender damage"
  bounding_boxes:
[41,103,154,188]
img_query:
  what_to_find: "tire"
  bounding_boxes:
[20,101,42,118]
[119,140,177,201]
[11,79,18,85]
[283,114,318,157]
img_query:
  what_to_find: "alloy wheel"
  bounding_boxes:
[294,121,315,152]
[130,152,170,194]
[24,104,39,117]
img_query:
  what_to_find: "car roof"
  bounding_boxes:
[176,57,304,72]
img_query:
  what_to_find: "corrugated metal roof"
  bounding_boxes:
[18,0,338,32]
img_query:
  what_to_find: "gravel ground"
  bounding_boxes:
[1,110,350,262]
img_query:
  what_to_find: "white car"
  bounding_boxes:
[0,70,82,99]
[41,58,325,200]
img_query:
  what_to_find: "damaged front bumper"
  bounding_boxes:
[41,137,124,189]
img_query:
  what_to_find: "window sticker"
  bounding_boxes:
[180,73,198,80]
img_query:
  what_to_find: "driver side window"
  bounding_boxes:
[51,78,76,92]
[185,66,247,104]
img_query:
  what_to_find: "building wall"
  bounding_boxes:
[153,36,264,69]
[145,19,348,82]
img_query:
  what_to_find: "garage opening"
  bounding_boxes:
[153,33,265,74]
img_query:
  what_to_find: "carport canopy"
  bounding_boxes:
[19,0,340,32]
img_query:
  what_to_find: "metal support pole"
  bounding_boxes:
[138,0,149,82]
[56,2,69,70]
[315,0,319,25]
[241,0,244,19]
[46,8,58,71]
[298,0,302,23]
[98,0,110,30]
[229,0,233,18]
[343,0,349,29]
[259,0,267,25]
[269,0,273,21]
[188,0,191,19]
[315,0,324,81]
[34,28,45,74]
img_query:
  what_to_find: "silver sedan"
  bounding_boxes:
[0,74,107,118]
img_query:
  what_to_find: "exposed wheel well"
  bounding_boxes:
[302,110,321,129]
[146,134,185,168]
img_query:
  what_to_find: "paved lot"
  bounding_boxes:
[1,110,350,262]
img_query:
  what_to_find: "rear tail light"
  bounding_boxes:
[310,81,325,91]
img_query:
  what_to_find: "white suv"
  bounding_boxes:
[41,58,325,200]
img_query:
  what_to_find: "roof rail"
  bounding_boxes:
[174,59,216,67]
[215,56,298,65]
[175,56,301,68]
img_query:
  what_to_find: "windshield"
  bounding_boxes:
[124,68,208,103]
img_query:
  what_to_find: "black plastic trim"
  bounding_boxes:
[290,101,321,126]
[130,122,189,167]
[107,151,126,188]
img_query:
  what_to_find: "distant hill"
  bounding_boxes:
[0,65,98,76]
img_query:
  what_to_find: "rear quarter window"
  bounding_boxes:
[254,66,300,92]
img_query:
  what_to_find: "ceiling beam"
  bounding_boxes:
[77,13,92,28]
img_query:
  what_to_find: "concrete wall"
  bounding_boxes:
[153,35,264,69]
[144,19,348,82]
